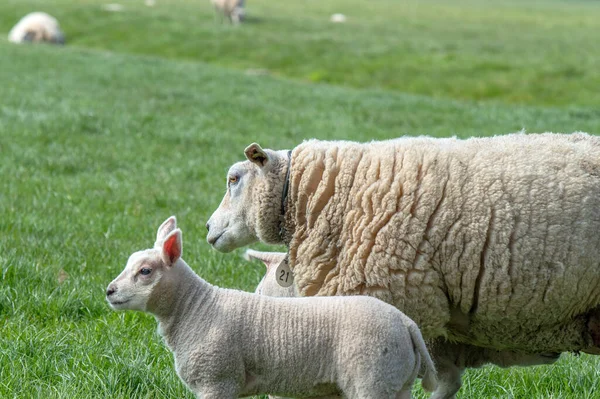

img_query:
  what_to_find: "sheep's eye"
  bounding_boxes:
[140,268,152,276]
[228,175,239,185]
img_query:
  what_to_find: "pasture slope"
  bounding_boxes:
[1,0,600,398]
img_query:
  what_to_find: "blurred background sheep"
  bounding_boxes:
[211,0,245,24]
[8,12,65,44]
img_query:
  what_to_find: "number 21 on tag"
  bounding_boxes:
[276,257,294,288]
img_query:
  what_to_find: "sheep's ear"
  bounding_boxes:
[244,143,269,168]
[244,249,287,271]
[162,229,182,266]
[156,216,177,245]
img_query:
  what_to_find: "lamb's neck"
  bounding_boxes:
[153,260,217,350]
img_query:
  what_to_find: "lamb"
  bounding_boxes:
[107,216,437,399]
[246,249,561,399]
[211,0,245,24]
[206,133,600,398]
[8,12,65,45]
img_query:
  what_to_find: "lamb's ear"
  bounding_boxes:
[244,249,287,271]
[156,216,177,246]
[161,229,182,267]
[244,143,269,168]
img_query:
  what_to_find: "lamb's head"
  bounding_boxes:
[206,143,290,252]
[106,216,183,313]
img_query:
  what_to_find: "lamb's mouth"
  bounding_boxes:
[109,299,130,306]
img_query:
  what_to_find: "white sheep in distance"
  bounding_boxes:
[8,12,65,45]
[211,0,245,24]
[246,249,561,399]
[206,132,600,398]
[107,216,438,399]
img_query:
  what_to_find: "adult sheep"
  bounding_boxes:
[206,133,600,397]
[8,12,65,45]
[211,0,245,24]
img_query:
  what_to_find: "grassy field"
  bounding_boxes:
[1,0,600,398]
[2,0,600,108]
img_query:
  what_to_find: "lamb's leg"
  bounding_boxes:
[396,389,412,399]
[271,396,339,399]
[193,384,238,399]
[428,363,462,399]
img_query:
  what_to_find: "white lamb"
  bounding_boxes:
[246,249,560,399]
[8,12,65,45]
[211,0,245,24]
[107,216,437,399]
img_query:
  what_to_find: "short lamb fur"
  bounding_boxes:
[247,249,561,399]
[107,217,437,399]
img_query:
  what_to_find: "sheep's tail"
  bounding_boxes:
[408,323,438,392]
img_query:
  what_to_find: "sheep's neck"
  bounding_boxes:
[153,260,216,350]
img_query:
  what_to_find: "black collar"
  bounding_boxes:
[280,150,292,217]
[279,150,292,240]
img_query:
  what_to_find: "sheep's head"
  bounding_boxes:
[106,216,182,312]
[206,143,290,252]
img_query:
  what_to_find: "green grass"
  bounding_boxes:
[2,0,600,107]
[1,0,600,397]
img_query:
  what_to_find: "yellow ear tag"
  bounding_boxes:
[275,256,294,288]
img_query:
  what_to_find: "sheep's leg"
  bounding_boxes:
[213,6,223,24]
[426,339,463,399]
[396,389,412,399]
[347,387,399,399]
[270,395,340,399]
[427,360,462,399]
[193,384,238,399]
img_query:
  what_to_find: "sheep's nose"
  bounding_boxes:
[205,222,210,232]
[106,285,116,297]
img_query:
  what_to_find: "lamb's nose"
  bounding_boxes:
[106,285,116,297]
[205,222,211,232]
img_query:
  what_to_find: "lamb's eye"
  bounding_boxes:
[140,268,152,276]
[228,175,239,185]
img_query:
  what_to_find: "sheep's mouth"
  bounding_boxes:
[108,299,130,307]
[208,232,224,246]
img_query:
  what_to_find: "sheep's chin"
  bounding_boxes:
[211,230,257,253]
[108,300,131,311]
[107,297,146,311]
[211,233,237,253]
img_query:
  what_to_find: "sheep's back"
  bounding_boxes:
[286,133,600,352]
